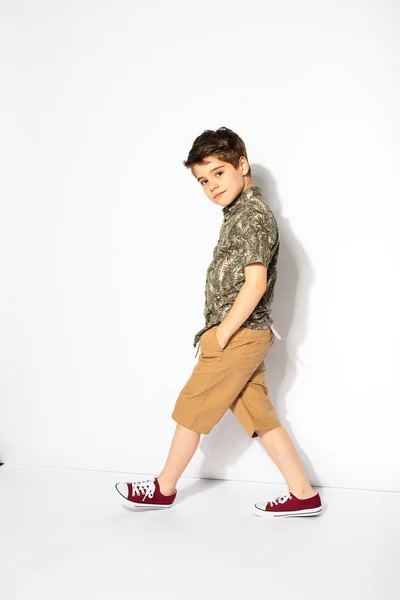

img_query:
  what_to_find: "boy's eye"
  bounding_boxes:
[200,171,223,185]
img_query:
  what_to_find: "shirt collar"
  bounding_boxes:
[222,185,262,221]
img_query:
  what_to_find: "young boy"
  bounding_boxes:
[116,127,323,518]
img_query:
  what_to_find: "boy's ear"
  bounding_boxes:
[239,156,250,176]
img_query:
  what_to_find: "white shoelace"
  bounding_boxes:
[267,490,292,507]
[130,478,156,500]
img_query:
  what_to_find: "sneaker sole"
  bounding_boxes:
[253,504,323,518]
[122,501,173,510]
[115,484,174,509]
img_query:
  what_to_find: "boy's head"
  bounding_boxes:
[183,127,254,208]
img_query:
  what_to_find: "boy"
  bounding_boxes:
[116,127,322,518]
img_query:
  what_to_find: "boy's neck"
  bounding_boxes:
[243,179,255,191]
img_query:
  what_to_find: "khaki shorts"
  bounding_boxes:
[171,325,281,438]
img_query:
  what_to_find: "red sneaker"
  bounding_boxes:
[115,476,177,509]
[253,489,323,518]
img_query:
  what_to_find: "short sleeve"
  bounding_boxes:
[235,212,272,268]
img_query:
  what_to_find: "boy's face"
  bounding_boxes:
[191,156,251,208]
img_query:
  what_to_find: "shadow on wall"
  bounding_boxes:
[194,164,320,489]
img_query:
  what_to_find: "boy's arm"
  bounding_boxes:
[216,263,267,349]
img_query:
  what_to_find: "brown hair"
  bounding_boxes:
[183,126,251,176]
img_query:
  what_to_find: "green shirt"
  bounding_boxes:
[193,185,280,350]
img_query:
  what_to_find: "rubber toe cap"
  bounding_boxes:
[115,482,128,498]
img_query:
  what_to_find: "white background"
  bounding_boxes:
[1,0,399,492]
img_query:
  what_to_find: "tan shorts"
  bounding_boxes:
[171,325,281,438]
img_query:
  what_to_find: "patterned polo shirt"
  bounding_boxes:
[193,185,280,354]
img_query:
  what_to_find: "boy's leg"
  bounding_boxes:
[255,426,317,499]
[156,424,200,495]
[158,327,273,495]
[229,343,318,500]
[159,326,288,497]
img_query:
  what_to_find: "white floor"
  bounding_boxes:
[0,465,399,600]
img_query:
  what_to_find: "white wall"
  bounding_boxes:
[1,0,399,492]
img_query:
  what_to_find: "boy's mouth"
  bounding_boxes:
[214,191,225,199]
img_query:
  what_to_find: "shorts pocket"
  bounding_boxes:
[213,326,225,352]
[199,327,223,360]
